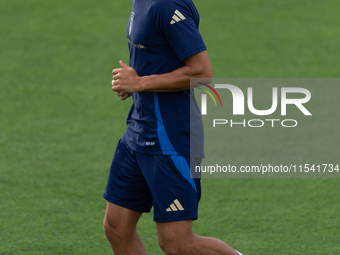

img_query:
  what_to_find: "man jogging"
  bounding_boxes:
[103,0,244,254]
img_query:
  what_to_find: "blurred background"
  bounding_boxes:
[0,0,339,254]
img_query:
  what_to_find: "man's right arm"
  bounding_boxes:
[111,50,213,95]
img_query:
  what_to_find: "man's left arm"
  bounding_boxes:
[111,50,213,96]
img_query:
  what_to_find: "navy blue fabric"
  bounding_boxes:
[120,0,205,157]
[103,140,202,222]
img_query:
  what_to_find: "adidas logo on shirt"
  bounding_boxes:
[170,10,186,25]
[166,199,185,212]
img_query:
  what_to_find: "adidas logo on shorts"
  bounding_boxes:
[170,10,186,25]
[166,199,185,212]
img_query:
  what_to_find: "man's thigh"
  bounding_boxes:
[156,220,194,252]
[104,202,142,231]
[103,140,153,212]
[103,140,202,221]
[136,153,202,222]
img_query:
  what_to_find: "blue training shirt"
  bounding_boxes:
[121,0,206,158]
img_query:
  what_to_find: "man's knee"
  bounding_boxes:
[157,221,194,255]
[103,202,141,240]
[159,238,192,255]
[103,214,126,238]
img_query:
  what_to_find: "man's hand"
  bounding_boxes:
[115,91,133,100]
[111,50,213,94]
[112,61,141,94]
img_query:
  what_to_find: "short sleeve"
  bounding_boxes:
[153,0,207,61]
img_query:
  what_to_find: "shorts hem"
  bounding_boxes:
[103,193,152,213]
[154,214,198,223]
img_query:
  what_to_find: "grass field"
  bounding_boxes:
[1,0,339,254]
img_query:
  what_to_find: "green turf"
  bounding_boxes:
[0,0,339,254]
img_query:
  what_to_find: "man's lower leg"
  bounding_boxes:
[103,202,148,255]
[104,221,147,255]
[157,221,241,255]
[190,235,240,255]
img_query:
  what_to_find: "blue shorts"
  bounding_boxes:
[103,140,201,222]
